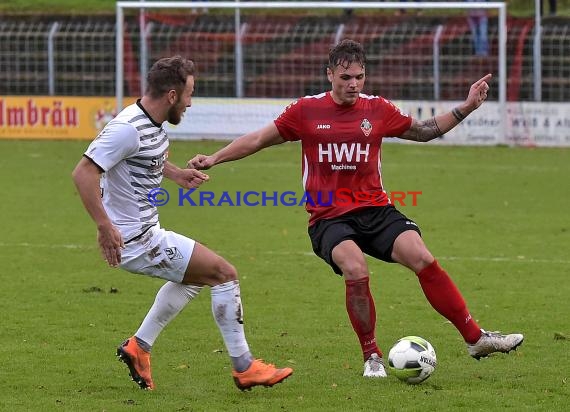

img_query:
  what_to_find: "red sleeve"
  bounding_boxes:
[380,97,412,137]
[274,98,302,141]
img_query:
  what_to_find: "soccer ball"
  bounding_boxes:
[388,336,437,384]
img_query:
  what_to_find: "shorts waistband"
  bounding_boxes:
[124,225,155,245]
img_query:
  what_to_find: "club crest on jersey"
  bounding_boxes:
[360,119,372,137]
[164,247,183,261]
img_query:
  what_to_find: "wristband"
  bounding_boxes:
[452,108,466,122]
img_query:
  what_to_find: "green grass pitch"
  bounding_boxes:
[0,139,568,411]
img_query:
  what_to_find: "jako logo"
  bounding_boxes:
[318,143,370,162]
[316,124,331,129]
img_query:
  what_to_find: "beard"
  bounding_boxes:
[167,104,182,125]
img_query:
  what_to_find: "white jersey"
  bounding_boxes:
[84,100,169,243]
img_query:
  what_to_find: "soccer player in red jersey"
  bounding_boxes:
[187,39,523,377]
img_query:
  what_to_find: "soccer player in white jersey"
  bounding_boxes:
[187,40,523,378]
[72,56,292,391]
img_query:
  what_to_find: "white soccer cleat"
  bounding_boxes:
[467,329,524,360]
[363,353,387,378]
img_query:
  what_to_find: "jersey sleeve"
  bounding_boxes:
[84,121,140,171]
[380,97,412,137]
[274,99,303,141]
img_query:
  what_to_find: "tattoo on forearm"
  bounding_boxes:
[421,118,443,141]
[452,107,466,122]
[403,118,444,142]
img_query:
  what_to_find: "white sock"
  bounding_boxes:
[211,280,250,358]
[135,282,202,348]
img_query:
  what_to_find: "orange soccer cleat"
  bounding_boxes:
[232,359,293,391]
[116,336,155,390]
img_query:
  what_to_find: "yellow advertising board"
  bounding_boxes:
[0,96,137,140]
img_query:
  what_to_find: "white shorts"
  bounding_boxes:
[120,224,195,283]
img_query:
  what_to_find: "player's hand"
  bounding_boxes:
[466,73,492,111]
[175,168,209,189]
[187,154,215,170]
[97,223,124,267]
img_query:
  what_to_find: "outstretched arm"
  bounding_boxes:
[399,73,492,142]
[187,122,285,170]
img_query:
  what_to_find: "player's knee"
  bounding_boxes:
[341,260,369,279]
[410,251,435,274]
[211,259,238,284]
[393,234,434,272]
[417,250,435,269]
[419,248,435,269]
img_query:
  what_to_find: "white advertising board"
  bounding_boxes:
[165,98,570,147]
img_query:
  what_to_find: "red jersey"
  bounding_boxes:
[274,91,412,226]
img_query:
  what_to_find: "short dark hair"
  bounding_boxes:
[146,55,196,98]
[328,39,366,70]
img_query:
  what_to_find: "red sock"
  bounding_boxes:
[345,278,382,361]
[416,260,481,344]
